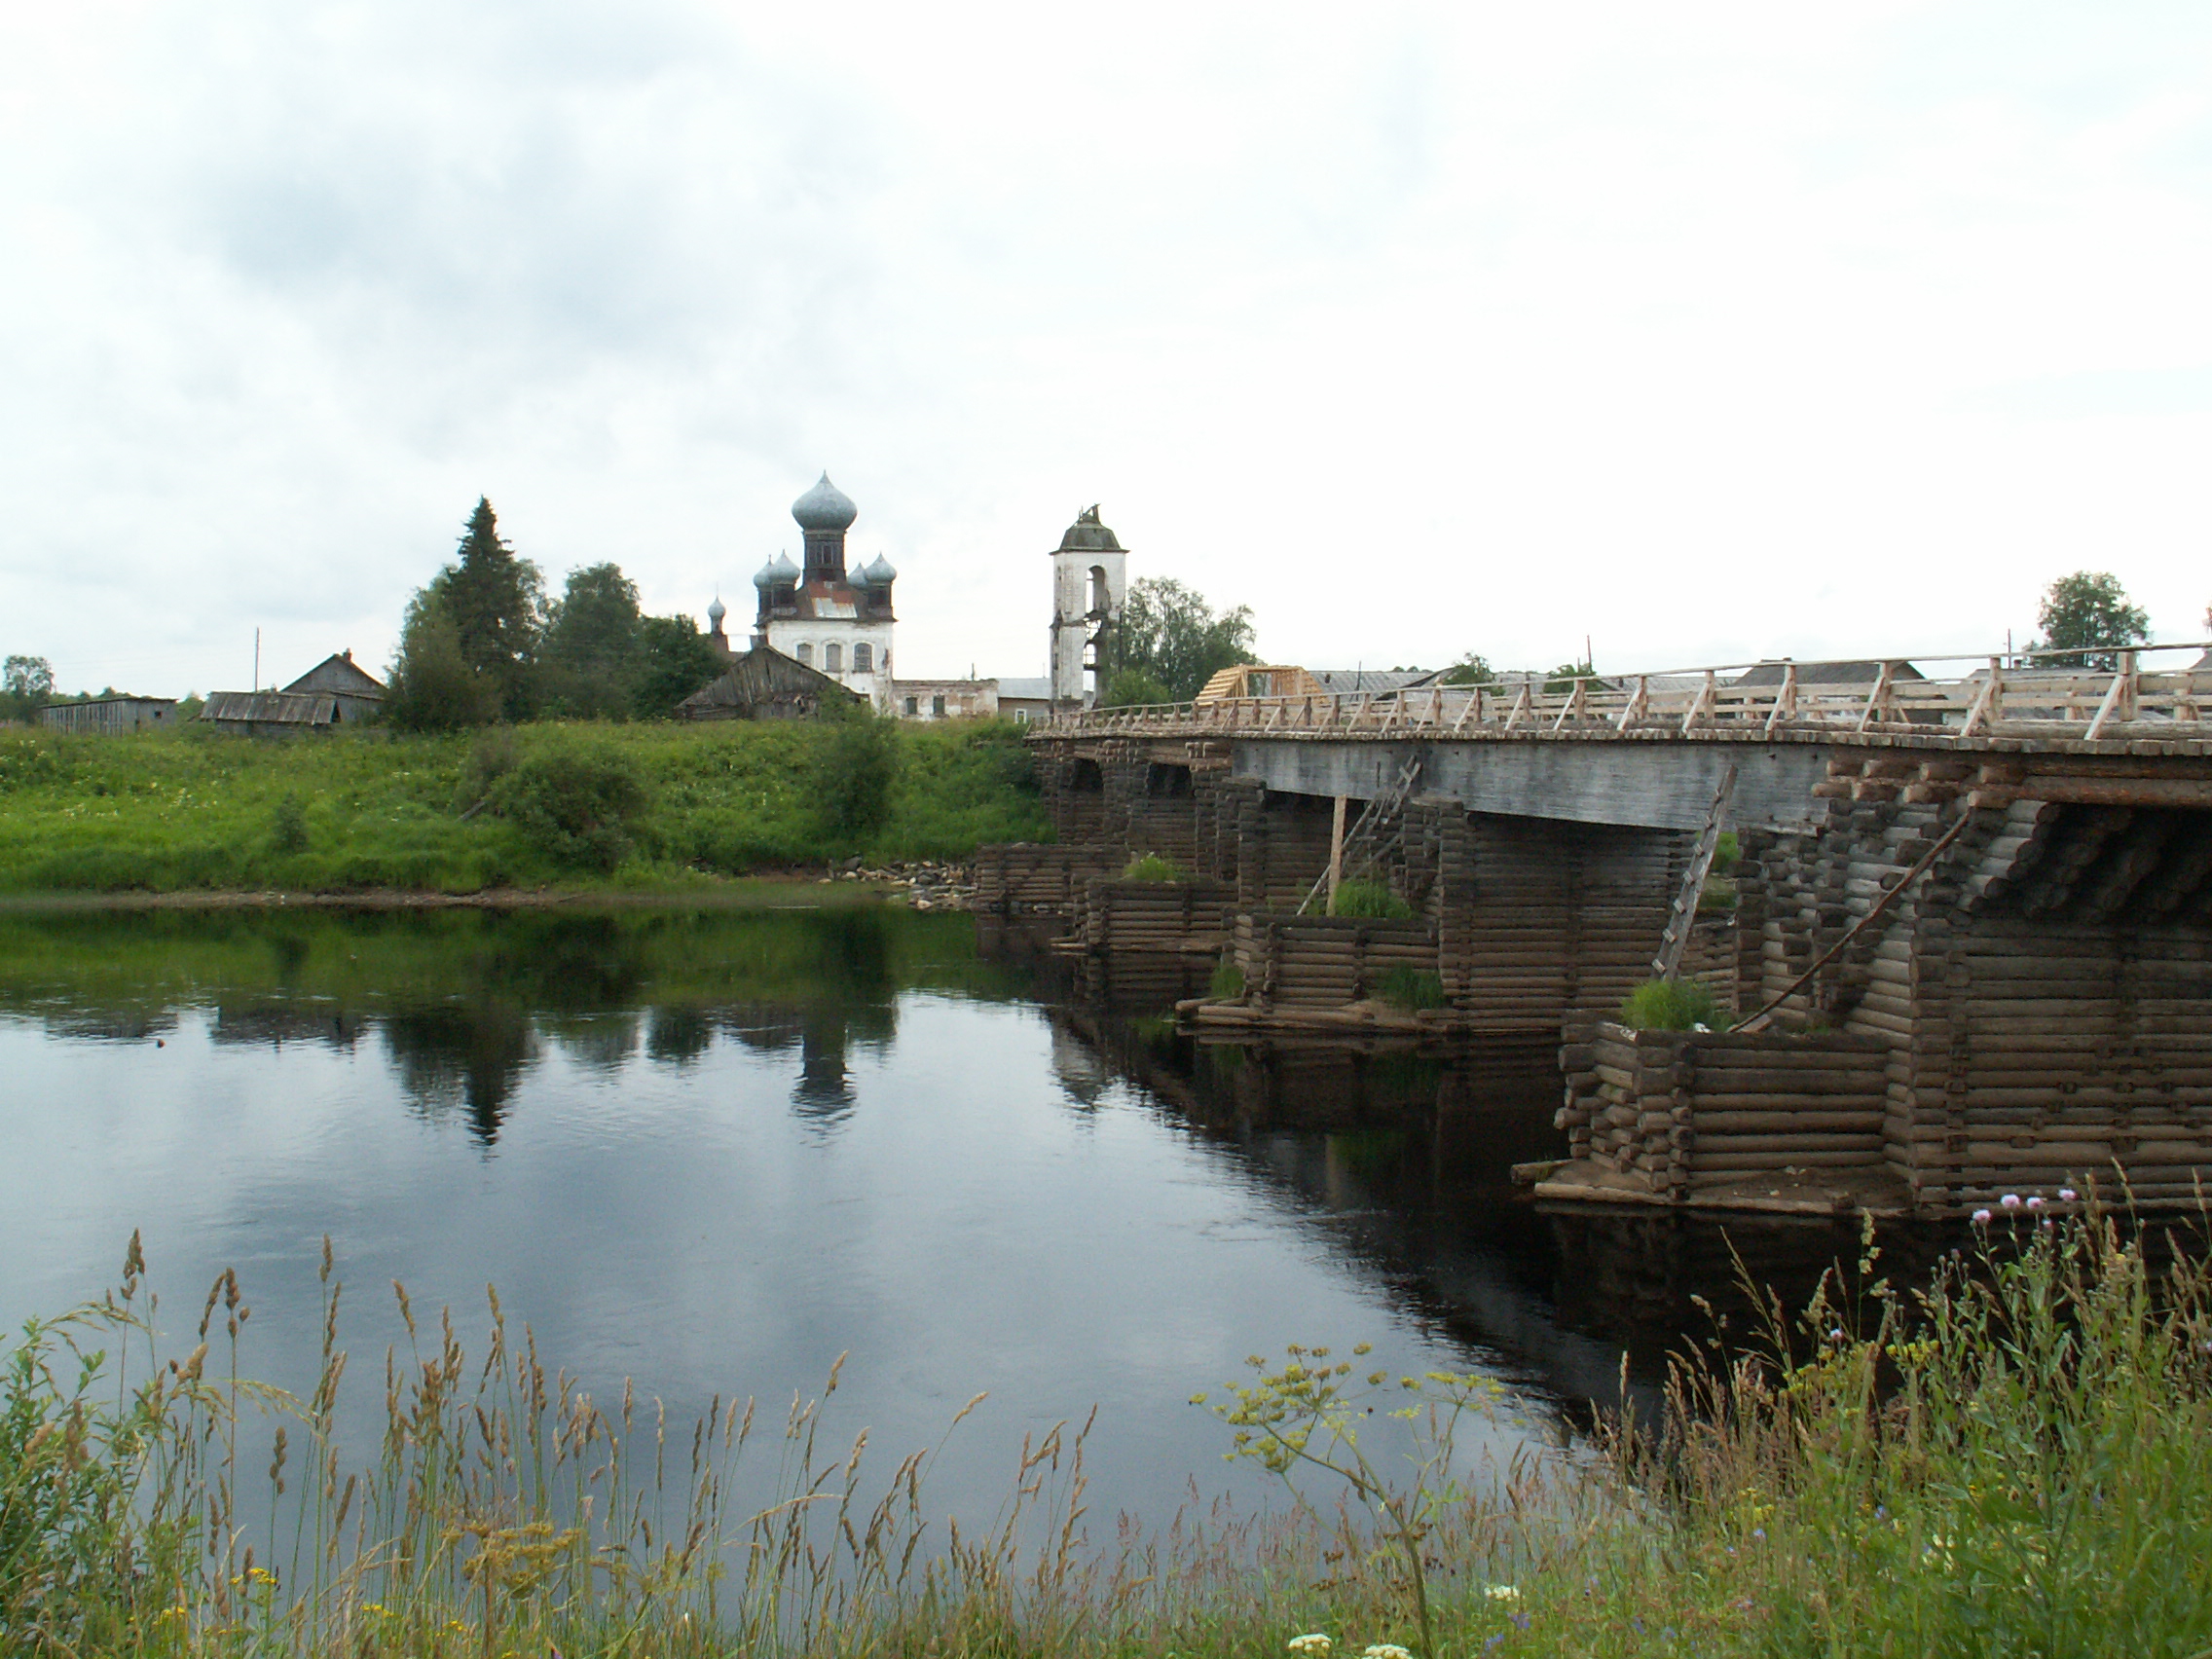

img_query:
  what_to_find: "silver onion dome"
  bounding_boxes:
[862,554,897,585]
[791,472,858,533]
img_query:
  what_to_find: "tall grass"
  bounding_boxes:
[7,1200,2209,1655]
[0,719,1048,895]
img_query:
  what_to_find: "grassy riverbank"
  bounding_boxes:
[7,1204,2207,1657]
[0,719,1048,895]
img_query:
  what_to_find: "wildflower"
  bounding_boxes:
[1751,1528,1766,1540]
[1288,1636,1333,1657]
[2000,1194,2022,1210]
[2025,1195,2045,1210]
[1486,1584,1521,1602]
[1828,1327,1846,1342]
[2059,1188,2078,1201]
[1363,1646,1412,1659]
[1972,1208,1992,1225]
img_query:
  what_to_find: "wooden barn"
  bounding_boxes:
[677,645,861,721]
[281,650,386,721]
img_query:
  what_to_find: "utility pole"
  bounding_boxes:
[253,628,260,690]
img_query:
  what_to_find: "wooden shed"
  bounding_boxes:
[676,645,862,721]
[201,690,347,735]
[39,696,178,735]
[1193,664,1327,704]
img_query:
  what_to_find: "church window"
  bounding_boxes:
[932,694,945,718]
[853,644,871,673]
[903,696,918,717]
[795,643,812,665]
[825,643,842,673]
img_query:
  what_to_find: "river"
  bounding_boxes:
[0,899,1887,1531]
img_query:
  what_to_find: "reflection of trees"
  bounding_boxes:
[211,1004,363,1049]
[383,1002,537,1145]
[4,903,960,1142]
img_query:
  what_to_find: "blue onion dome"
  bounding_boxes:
[863,554,897,585]
[752,561,776,590]
[766,552,799,584]
[792,472,858,532]
[708,595,727,623]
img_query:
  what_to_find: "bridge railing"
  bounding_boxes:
[1034,645,2212,743]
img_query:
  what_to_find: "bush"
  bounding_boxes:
[1329,878,1412,918]
[1712,829,1740,874]
[488,747,652,873]
[1620,976,1722,1030]
[1124,852,1185,882]
[269,792,309,854]
[1209,953,1245,999]
[1375,964,1445,1010]
[813,705,901,840]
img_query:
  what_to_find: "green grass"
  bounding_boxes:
[8,1202,2208,1655]
[1619,976,1723,1030]
[1327,879,1413,919]
[1122,852,1186,882]
[0,719,1049,895]
[1373,963,1445,1010]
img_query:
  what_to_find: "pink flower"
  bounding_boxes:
[2058,1188,2078,1202]
[1972,1208,1993,1225]
[2025,1195,2046,1210]
[2000,1194,2022,1210]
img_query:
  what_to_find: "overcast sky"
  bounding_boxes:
[6,1,2212,695]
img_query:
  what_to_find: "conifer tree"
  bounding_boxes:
[431,498,543,719]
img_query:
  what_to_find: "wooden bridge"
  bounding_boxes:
[1041,646,2212,751]
[986,645,2212,1221]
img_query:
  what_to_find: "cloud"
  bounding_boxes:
[5,0,2212,693]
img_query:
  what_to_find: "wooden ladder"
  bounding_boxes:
[1652,761,1737,979]
[1298,755,1424,915]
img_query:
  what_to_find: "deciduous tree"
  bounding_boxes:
[1115,577,1256,701]
[385,592,501,731]
[540,563,643,719]
[1439,652,1496,687]
[1,654,55,722]
[2030,571,2150,670]
[631,615,723,719]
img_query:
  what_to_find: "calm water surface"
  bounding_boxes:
[0,903,1880,1527]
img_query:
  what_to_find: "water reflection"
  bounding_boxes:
[0,903,1014,1147]
[0,901,1929,1525]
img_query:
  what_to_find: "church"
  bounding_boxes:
[704,472,1127,718]
[719,473,897,704]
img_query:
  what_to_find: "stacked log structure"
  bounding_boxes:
[1232,914,1438,1009]
[973,844,1119,914]
[1732,754,2212,1214]
[1554,1019,1890,1206]
[1076,877,1236,955]
[1399,800,1702,1034]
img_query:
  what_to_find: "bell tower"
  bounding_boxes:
[1049,505,1126,707]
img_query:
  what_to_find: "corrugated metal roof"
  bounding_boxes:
[202,691,339,724]
[1733,659,1926,686]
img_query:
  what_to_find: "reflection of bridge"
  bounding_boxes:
[997,647,2212,1220]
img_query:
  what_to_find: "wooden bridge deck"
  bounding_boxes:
[1035,647,2212,759]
